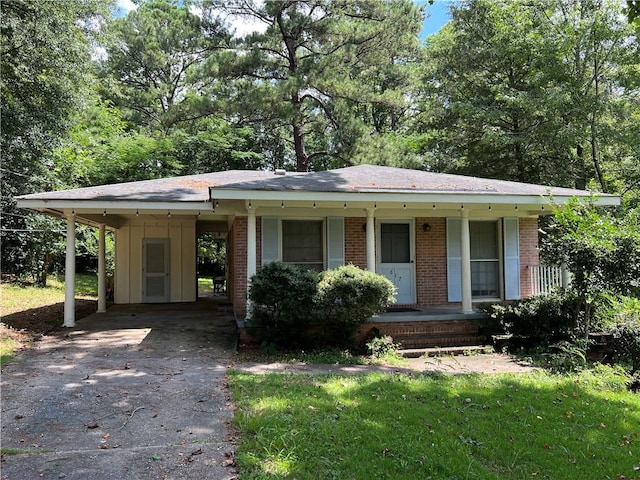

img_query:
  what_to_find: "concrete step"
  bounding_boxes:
[400,345,494,358]
[377,321,481,337]
[395,334,489,349]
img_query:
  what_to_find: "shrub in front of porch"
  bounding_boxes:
[481,290,580,340]
[314,265,396,347]
[247,262,318,348]
[247,263,395,349]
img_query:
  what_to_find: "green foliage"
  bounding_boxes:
[366,335,401,359]
[215,0,424,171]
[248,262,319,348]
[248,263,395,349]
[481,290,580,339]
[542,200,640,338]
[1,0,110,277]
[545,340,589,373]
[100,0,229,132]
[609,313,640,374]
[314,265,396,346]
[417,0,639,198]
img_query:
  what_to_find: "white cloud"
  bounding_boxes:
[114,0,137,16]
[229,15,269,38]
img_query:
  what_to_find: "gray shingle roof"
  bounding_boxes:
[214,165,601,197]
[17,165,611,202]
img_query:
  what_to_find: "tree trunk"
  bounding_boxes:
[291,90,308,172]
[575,144,587,189]
[590,41,607,192]
[39,252,51,287]
[583,300,591,343]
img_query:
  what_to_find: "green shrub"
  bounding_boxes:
[248,262,319,348]
[314,265,396,346]
[247,263,395,349]
[481,290,580,339]
[610,320,640,375]
[545,340,588,372]
[366,335,400,358]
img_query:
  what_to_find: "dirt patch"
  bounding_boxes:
[232,353,537,376]
[1,299,98,350]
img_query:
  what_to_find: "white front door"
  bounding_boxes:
[143,238,170,303]
[377,220,415,305]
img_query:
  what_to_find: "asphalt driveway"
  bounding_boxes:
[1,303,238,480]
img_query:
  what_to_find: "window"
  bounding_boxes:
[470,221,500,298]
[380,223,410,263]
[282,220,324,271]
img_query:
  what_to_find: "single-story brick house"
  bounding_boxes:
[17,165,618,345]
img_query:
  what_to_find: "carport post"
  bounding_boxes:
[97,224,106,313]
[64,213,76,327]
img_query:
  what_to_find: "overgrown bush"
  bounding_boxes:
[247,263,395,350]
[480,290,580,339]
[247,262,319,348]
[315,265,396,346]
[610,321,640,375]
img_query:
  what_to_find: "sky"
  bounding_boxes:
[420,0,454,40]
[114,0,453,40]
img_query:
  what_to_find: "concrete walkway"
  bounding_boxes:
[1,303,238,480]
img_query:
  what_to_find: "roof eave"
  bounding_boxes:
[209,188,620,207]
[16,199,213,211]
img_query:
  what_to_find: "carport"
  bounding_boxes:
[0,303,239,479]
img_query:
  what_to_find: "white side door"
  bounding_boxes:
[377,220,415,305]
[143,238,170,303]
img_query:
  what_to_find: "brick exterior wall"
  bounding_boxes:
[229,214,541,316]
[344,217,367,268]
[415,217,449,306]
[518,216,539,299]
[231,217,248,317]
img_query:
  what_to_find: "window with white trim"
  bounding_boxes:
[282,220,324,271]
[470,221,500,298]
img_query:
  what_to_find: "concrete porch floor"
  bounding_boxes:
[373,306,487,323]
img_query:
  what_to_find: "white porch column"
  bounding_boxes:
[246,210,257,313]
[64,214,76,327]
[97,224,106,313]
[366,208,375,272]
[561,264,571,289]
[460,210,473,314]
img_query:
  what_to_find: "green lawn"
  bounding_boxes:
[1,273,98,313]
[0,273,99,365]
[229,367,640,479]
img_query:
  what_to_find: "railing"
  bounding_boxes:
[528,264,567,296]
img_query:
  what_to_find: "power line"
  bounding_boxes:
[0,229,66,233]
[0,212,36,220]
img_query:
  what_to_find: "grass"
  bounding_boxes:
[1,273,98,315]
[0,448,52,456]
[198,276,215,295]
[0,273,99,365]
[228,366,640,479]
[236,346,410,367]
